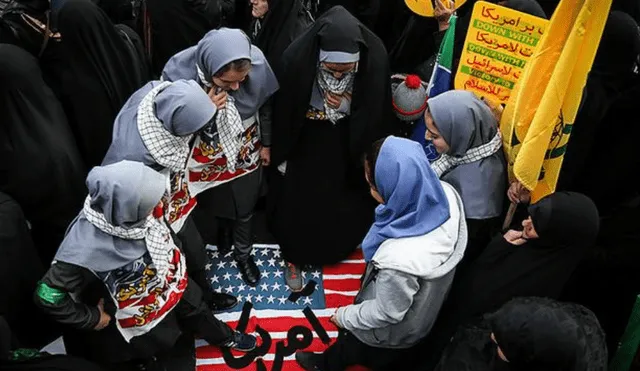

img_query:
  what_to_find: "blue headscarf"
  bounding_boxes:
[362,136,451,262]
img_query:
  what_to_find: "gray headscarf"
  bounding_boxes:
[428,90,507,219]
[102,80,215,169]
[161,28,279,119]
[55,161,167,272]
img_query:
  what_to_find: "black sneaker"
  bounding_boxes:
[295,352,324,371]
[224,331,257,352]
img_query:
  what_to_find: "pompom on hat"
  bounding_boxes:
[392,74,428,122]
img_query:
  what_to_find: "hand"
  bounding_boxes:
[434,0,455,31]
[504,229,527,246]
[325,92,342,109]
[260,147,271,166]
[94,299,111,331]
[330,314,343,328]
[480,96,504,122]
[209,88,227,110]
[507,181,531,204]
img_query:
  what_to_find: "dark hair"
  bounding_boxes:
[364,137,387,189]
[214,58,252,77]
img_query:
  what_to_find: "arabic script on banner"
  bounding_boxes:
[455,1,548,103]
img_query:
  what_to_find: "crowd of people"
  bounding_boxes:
[1,0,639,370]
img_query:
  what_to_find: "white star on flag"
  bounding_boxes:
[223,273,232,281]
[311,271,321,279]
[278,296,287,305]
[249,286,257,291]
[273,270,283,278]
[246,294,253,302]
[225,285,234,293]
[279,261,286,267]
[205,263,212,271]
[260,283,269,291]
[271,282,282,291]
[210,275,219,283]
[229,261,238,268]
[303,297,313,305]
[224,251,233,258]
[237,283,246,292]
[235,272,243,280]
[260,249,270,256]
[214,286,222,293]
[210,251,219,259]
[255,294,264,302]
[216,261,226,270]
[302,271,307,278]
[266,295,276,304]
[255,259,264,267]
[273,250,281,258]
[261,271,270,279]
[267,258,276,267]
[237,294,243,302]
[250,249,257,256]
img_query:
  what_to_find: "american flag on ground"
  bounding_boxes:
[196,245,366,371]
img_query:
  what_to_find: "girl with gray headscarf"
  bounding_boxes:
[34,161,257,369]
[101,79,238,312]
[425,90,507,266]
[162,28,279,287]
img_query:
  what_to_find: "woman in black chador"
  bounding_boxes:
[269,6,393,290]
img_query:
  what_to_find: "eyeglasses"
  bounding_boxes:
[319,62,358,76]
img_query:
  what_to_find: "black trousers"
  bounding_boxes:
[323,330,411,371]
[177,277,234,346]
[177,216,220,307]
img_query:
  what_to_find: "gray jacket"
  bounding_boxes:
[335,182,468,349]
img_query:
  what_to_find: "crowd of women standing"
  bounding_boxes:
[1,0,639,370]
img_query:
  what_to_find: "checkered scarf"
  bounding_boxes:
[197,65,244,172]
[317,69,355,124]
[137,82,192,173]
[431,132,503,177]
[82,196,176,283]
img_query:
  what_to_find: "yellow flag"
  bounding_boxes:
[499,0,612,202]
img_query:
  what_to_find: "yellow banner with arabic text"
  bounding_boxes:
[499,0,612,202]
[454,1,548,104]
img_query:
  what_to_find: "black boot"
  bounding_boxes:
[210,292,238,311]
[295,352,325,371]
[217,218,232,255]
[236,256,260,286]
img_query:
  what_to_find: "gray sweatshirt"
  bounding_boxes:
[335,182,468,349]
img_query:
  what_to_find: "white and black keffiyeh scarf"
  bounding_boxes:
[197,65,244,172]
[137,82,192,173]
[317,69,355,124]
[83,196,176,283]
[431,132,503,177]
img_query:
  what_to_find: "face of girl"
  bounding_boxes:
[250,0,269,18]
[212,67,251,91]
[424,110,451,154]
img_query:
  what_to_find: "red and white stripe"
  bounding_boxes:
[195,247,366,371]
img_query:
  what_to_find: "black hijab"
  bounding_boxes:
[491,297,608,371]
[272,6,393,166]
[251,0,312,65]
[53,0,146,168]
[422,192,600,369]
[0,43,85,263]
[434,297,607,371]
